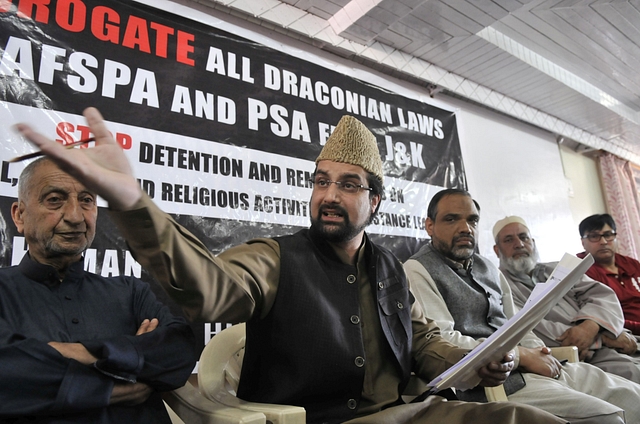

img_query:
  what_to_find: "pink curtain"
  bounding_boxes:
[598,152,640,259]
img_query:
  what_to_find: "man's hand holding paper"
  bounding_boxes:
[478,350,516,387]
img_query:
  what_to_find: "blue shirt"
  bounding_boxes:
[0,253,196,423]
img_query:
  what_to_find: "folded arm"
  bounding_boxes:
[0,325,115,416]
[0,278,196,417]
[79,278,197,391]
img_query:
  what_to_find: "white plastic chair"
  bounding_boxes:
[163,380,266,424]
[196,323,306,424]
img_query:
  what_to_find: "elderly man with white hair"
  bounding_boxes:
[493,216,640,383]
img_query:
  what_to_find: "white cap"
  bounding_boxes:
[492,216,529,240]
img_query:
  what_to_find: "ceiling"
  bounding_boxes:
[195,0,640,164]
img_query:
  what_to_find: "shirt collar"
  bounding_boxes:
[17,252,85,287]
[356,236,367,266]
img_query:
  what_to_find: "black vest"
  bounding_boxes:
[237,229,413,424]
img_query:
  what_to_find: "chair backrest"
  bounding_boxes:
[198,323,247,401]
[195,322,306,423]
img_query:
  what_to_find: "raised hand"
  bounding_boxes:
[14,107,142,211]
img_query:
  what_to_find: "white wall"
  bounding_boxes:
[559,146,607,228]
[446,100,582,263]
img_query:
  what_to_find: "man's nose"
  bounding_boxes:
[322,182,342,202]
[458,221,473,234]
[62,200,84,223]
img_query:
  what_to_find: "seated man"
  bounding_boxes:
[578,214,640,336]
[493,215,640,383]
[13,109,567,424]
[404,188,640,424]
[0,157,197,423]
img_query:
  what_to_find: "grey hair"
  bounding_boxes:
[17,157,52,201]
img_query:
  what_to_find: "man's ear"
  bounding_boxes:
[11,201,24,234]
[371,194,381,214]
[425,217,434,237]
[493,244,499,257]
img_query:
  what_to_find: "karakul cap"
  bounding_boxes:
[316,115,384,183]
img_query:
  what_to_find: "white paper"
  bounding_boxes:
[527,254,583,304]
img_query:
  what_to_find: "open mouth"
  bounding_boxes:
[323,211,342,218]
[320,206,346,223]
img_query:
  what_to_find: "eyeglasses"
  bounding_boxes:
[582,231,617,243]
[309,178,372,194]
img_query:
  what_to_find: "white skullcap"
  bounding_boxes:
[492,216,529,240]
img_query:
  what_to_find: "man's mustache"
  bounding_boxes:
[452,234,475,246]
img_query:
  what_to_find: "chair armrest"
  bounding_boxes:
[484,385,508,402]
[550,346,579,363]
[207,391,306,424]
[402,375,507,403]
[163,384,266,424]
[403,374,508,402]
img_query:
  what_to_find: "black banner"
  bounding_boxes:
[0,0,467,352]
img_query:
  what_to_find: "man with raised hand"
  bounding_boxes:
[0,156,196,423]
[404,188,640,424]
[13,108,567,424]
[494,215,640,383]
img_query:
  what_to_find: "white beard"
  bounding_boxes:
[500,245,540,275]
